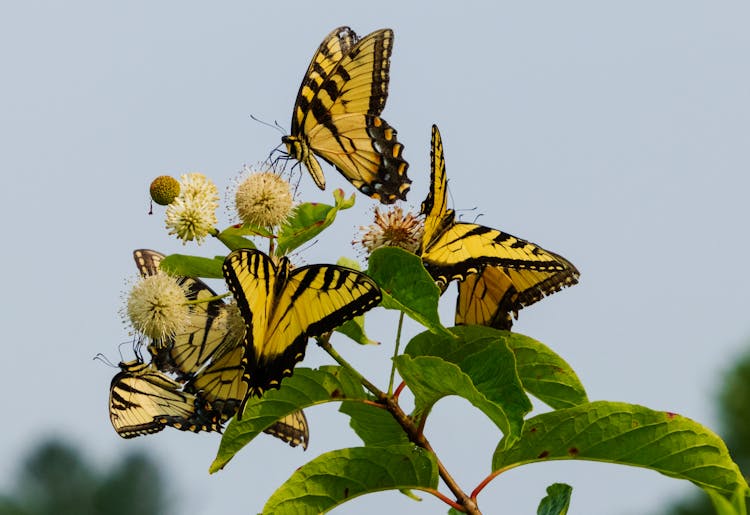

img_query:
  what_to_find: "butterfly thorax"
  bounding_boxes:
[282,135,326,190]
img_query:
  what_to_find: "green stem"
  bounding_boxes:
[315,335,383,398]
[387,312,405,395]
[316,335,483,515]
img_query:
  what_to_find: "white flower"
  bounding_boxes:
[233,168,294,228]
[355,206,424,255]
[165,172,219,244]
[124,273,191,343]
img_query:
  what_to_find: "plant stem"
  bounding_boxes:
[317,337,482,515]
[387,312,405,395]
[383,396,481,515]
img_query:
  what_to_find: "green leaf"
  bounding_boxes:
[216,225,260,250]
[276,189,355,255]
[707,485,749,515]
[336,318,380,345]
[398,328,532,442]
[210,366,366,472]
[506,331,587,409]
[452,327,587,409]
[367,247,451,338]
[339,402,410,447]
[492,401,748,497]
[537,483,573,515]
[160,254,224,279]
[263,445,439,514]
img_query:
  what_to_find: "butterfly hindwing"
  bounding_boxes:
[283,27,410,204]
[222,249,382,403]
[264,410,310,449]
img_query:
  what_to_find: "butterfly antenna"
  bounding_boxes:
[93,353,117,368]
[250,114,286,136]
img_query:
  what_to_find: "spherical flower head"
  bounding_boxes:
[165,172,219,244]
[234,169,294,228]
[355,206,424,256]
[124,273,191,343]
[150,175,180,206]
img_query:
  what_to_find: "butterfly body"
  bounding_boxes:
[283,26,410,204]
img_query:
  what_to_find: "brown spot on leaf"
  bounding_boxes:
[568,447,579,457]
[537,450,549,459]
[343,487,349,498]
[330,389,342,398]
[666,411,677,419]
[529,426,537,433]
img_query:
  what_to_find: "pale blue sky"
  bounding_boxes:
[1,1,749,513]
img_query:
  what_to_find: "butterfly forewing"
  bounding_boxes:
[420,125,450,249]
[291,26,359,134]
[302,28,392,133]
[223,249,382,399]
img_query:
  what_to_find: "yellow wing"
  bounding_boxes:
[222,249,382,406]
[109,359,222,439]
[133,249,309,448]
[264,410,310,449]
[282,26,410,204]
[419,125,579,323]
[456,259,579,330]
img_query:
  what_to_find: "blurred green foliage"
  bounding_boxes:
[665,349,750,515]
[0,438,171,515]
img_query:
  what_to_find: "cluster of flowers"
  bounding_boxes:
[126,168,419,340]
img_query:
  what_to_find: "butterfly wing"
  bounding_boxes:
[283,27,410,203]
[223,249,382,400]
[422,222,574,285]
[109,360,221,439]
[290,26,359,136]
[456,259,579,329]
[264,410,310,449]
[455,265,517,330]
[420,124,452,248]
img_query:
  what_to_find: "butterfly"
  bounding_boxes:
[109,358,223,439]
[130,249,309,448]
[281,26,411,204]
[419,125,579,329]
[222,248,381,412]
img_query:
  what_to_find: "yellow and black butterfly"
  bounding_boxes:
[130,249,309,448]
[109,358,222,439]
[419,125,579,329]
[222,248,382,411]
[282,26,411,204]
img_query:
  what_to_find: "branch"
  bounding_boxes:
[317,337,482,515]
